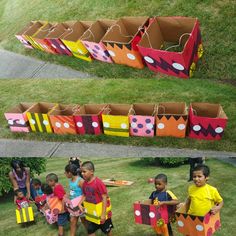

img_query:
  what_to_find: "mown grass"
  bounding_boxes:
[0,78,236,152]
[0,0,236,81]
[0,157,235,236]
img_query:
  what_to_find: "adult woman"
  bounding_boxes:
[9,160,35,201]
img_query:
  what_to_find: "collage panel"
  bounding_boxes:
[0,157,235,236]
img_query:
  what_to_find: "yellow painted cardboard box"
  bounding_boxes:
[16,207,34,224]
[84,200,112,224]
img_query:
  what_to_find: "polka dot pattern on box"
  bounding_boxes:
[130,116,154,137]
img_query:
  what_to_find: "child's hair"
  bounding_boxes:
[41,183,53,195]
[193,164,210,177]
[32,178,41,186]
[14,189,23,196]
[69,157,82,177]
[46,173,58,183]
[155,173,167,183]
[81,161,95,171]
[65,164,79,176]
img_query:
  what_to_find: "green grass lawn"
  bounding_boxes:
[0,79,235,152]
[0,0,236,82]
[0,158,235,236]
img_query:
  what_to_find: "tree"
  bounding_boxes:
[0,158,46,196]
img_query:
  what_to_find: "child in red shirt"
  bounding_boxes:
[15,189,30,210]
[46,173,69,236]
[81,161,113,236]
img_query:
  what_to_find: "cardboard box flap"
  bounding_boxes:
[46,23,72,38]
[16,21,34,35]
[5,103,35,114]
[34,23,55,39]
[62,21,92,41]
[23,21,46,36]
[158,102,187,115]
[191,103,225,118]
[104,104,133,115]
[50,104,78,116]
[133,103,156,116]
[74,104,107,115]
[81,20,116,43]
[27,102,56,114]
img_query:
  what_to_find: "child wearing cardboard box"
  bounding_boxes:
[185,164,224,216]
[81,161,113,236]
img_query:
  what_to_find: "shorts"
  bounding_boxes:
[57,212,69,226]
[87,218,113,234]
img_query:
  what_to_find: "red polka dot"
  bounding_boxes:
[215,220,221,230]
[207,227,213,236]
[204,213,211,224]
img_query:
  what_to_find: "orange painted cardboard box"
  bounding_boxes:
[176,204,221,236]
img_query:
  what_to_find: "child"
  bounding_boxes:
[81,161,113,236]
[148,174,179,236]
[32,178,43,197]
[185,164,223,216]
[15,189,30,210]
[64,163,86,236]
[46,173,69,236]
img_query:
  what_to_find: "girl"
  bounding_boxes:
[65,163,86,236]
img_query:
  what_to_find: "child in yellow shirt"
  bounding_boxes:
[186,164,223,216]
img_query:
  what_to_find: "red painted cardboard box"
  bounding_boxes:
[188,103,228,140]
[138,16,203,78]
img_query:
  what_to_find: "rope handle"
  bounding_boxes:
[192,108,197,116]
[151,105,158,116]
[158,105,166,114]
[165,33,191,51]
[129,107,136,115]
[81,29,95,41]
[107,23,134,38]
[61,27,74,38]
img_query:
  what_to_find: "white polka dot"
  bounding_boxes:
[131,122,137,128]
[55,122,61,128]
[52,44,57,49]
[76,122,83,128]
[196,224,204,231]
[172,63,185,71]
[8,120,14,125]
[149,212,155,218]
[127,53,136,60]
[103,122,110,128]
[60,44,65,50]
[30,119,35,124]
[177,220,184,227]
[64,123,70,128]
[43,120,49,126]
[146,123,153,129]
[135,210,141,216]
[93,210,97,216]
[121,123,127,129]
[77,48,84,54]
[19,119,25,125]
[193,125,201,131]
[108,50,115,57]
[144,56,154,64]
[92,122,98,128]
[178,124,186,130]
[215,127,223,134]
[157,123,165,129]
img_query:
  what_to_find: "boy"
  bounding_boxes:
[81,161,113,236]
[32,178,43,196]
[15,189,30,209]
[186,164,223,216]
[147,174,179,236]
[46,173,69,236]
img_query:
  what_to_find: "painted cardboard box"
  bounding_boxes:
[138,16,203,78]
[4,103,34,132]
[26,102,57,133]
[64,196,83,217]
[15,21,34,49]
[102,104,133,137]
[47,196,63,215]
[73,104,107,135]
[84,198,112,224]
[81,20,116,63]
[16,206,34,224]
[49,104,78,135]
[43,23,73,56]
[129,103,156,137]
[133,202,169,226]
[176,204,221,236]
[188,103,228,140]
[23,21,49,50]
[156,102,188,138]
[61,21,93,61]
[45,209,58,224]
[102,16,149,69]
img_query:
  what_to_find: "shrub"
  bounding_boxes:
[0,158,46,196]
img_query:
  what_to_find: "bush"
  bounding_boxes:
[139,157,188,167]
[0,158,46,196]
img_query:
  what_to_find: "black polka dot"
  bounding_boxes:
[132,118,137,122]
[138,124,143,128]
[133,129,138,133]
[145,118,151,123]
